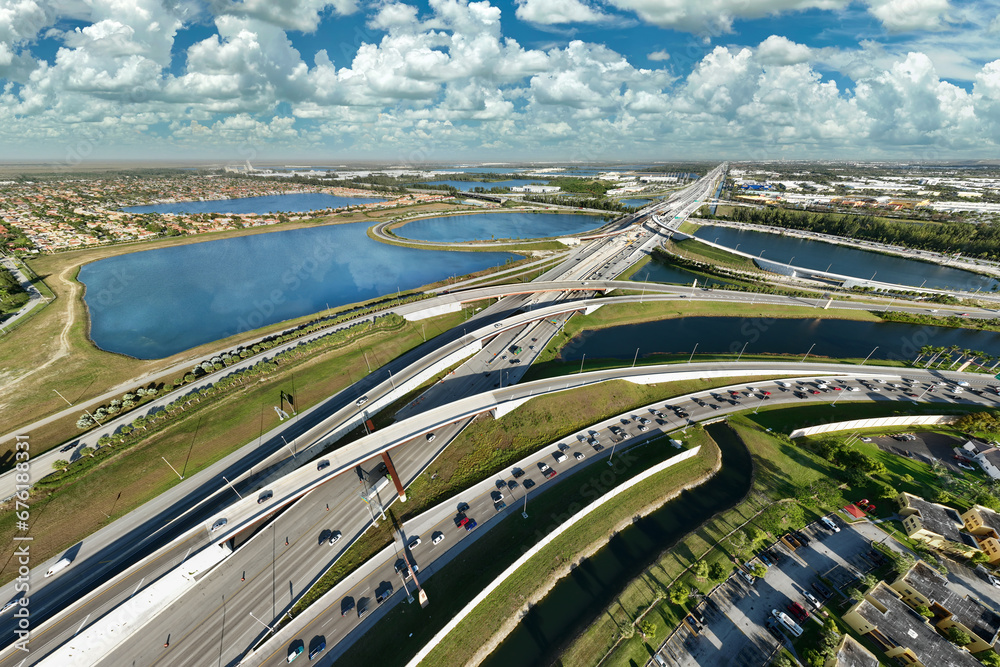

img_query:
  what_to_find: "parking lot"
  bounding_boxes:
[867,430,969,473]
[651,517,883,667]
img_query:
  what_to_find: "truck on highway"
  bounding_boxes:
[509,345,522,355]
[45,557,72,578]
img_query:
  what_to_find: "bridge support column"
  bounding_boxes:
[381,451,407,502]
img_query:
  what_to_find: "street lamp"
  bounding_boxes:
[388,369,395,390]
[736,341,748,363]
[632,347,640,368]
[801,343,816,363]
[860,346,879,366]
[579,354,586,374]
[688,343,699,364]
[758,250,766,258]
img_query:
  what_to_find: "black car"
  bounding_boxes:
[511,467,525,479]
[758,551,773,566]
[764,619,784,641]
[812,582,833,599]
[341,596,355,616]
[257,490,273,504]
[394,558,412,579]
[523,479,536,489]
[457,502,470,513]
[793,531,810,546]
[309,640,326,660]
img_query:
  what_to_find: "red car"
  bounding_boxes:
[831,386,843,391]
[809,389,820,395]
[787,601,810,623]
[761,391,771,396]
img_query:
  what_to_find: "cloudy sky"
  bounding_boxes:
[2,0,999,162]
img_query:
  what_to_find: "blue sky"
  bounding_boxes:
[1,0,999,161]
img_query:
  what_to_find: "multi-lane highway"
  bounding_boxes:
[9,162,992,666]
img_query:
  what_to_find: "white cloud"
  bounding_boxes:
[514,0,610,24]
[867,0,951,32]
[647,50,670,61]
[210,0,358,32]
[601,0,849,34]
[755,35,812,66]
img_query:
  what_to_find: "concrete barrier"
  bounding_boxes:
[790,415,960,439]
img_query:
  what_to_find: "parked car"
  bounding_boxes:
[736,569,755,586]
[820,516,840,533]
[803,591,822,609]
[787,601,810,623]
[812,581,833,599]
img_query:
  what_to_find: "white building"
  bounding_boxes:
[962,440,1000,480]
[510,185,561,193]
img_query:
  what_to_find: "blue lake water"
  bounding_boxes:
[122,193,386,215]
[396,212,604,242]
[696,226,1000,292]
[419,179,547,192]
[79,223,517,359]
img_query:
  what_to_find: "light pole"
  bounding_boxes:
[222,475,243,499]
[162,457,184,480]
[860,346,879,366]
[788,256,795,266]
[608,438,618,465]
[363,351,372,373]
[758,250,766,258]
[248,611,275,635]
[831,389,844,408]
[801,343,816,363]
[53,389,73,407]
[522,483,529,519]
[736,341,748,363]
[281,435,296,458]
[688,343,699,364]
[735,244,741,253]
[753,396,766,414]
[579,354,586,374]
[632,347,640,368]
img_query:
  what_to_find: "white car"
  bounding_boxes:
[987,574,1000,589]
[356,396,368,406]
[432,533,444,545]
[408,536,421,549]
[957,462,976,471]
[426,432,436,441]
[958,381,971,387]
[952,387,964,394]
[847,386,859,392]
[329,530,342,545]
[874,378,886,384]
[211,518,228,532]
[574,452,585,460]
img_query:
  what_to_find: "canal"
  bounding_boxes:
[480,422,751,667]
[558,316,1000,364]
[694,226,1000,292]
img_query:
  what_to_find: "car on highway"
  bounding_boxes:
[408,536,421,548]
[574,452,585,461]
[1,597,21,614]
[356,396,368,406]
[426,432,436,441]
[59,443,75,453]
[457,502,470,513]
[328,530,342,546]
[523,479,536,489]
[491,490,504,502]
[340,597,355,616]
[287,644,304,662]
[494,500,506,512]
[357,597,370,619]
[511,467,525,478]
[460,517,477,531]
[395,559,414,578]
[257,490,273,504]
[638,417,650,424]
[376,585,393,604]
[553,451,567,463]
[211,518,227,532]
[539,463,557,479]
[309,641,326,660]
[317,460,330,471]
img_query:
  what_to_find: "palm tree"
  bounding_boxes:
[925,346,947,368]
[950,348,974,370]
[914,345,932,366]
